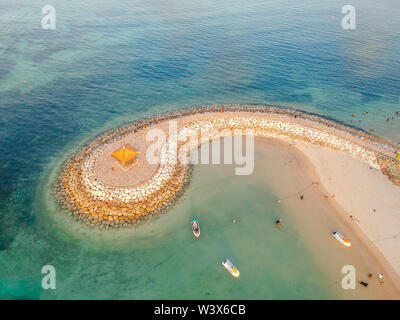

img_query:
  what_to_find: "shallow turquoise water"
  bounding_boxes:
[0,0,399,299]
[2,142,337,299]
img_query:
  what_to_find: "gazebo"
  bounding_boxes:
[111,144,140,169]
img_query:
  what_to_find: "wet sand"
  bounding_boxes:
[294,141,400,297]
[56,106,400,296]
[253,137,400,299]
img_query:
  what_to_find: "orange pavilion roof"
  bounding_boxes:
[111,145,140,165]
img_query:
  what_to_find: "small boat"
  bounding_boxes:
[222,259,240,278]
[191,219,200,238]
[332,231,351,247]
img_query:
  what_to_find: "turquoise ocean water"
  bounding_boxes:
[0,0,400,299]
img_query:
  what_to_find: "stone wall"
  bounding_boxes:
[55,105,399,229]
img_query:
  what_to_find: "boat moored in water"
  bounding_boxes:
[191,219,200,238]
[332,231,351,247]
[222,259,240,278]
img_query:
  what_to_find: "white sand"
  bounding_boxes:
[89,109,400,290]
[295,142,400,281]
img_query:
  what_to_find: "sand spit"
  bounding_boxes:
[54,105,400,229]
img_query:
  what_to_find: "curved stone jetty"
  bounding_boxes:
[55,105,400,228]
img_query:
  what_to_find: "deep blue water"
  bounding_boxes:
[0,0,399,299]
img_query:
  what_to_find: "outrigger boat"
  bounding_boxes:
[332,231,351,247]
[191,219,200,238]
[222,259,240,278]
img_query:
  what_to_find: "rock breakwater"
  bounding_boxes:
[55,105,400,228]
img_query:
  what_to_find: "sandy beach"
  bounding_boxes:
[294,141,400,296]
[249,137,400,298]
[56,106,400,296]
[91,110,398,188]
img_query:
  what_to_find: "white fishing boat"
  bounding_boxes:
[222,259,240,278]
[332,231,351,247]
[191,219,200,238]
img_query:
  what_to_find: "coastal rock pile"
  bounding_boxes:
[55,105,397,229]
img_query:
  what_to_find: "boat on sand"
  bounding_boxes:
[332,231,351,247]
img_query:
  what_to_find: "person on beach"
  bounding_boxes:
[379,274,384,286]
[300,195,304,200]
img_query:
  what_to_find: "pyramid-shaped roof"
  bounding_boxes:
[111,145,139,165]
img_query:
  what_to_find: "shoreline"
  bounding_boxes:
[54,105,400,283]
[253,137,400,298]
[55,105,400,228]
[293,141,400,294]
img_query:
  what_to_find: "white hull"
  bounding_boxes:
[191,220,200,238]
[332,232,351,247]
[222,259,240,278]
